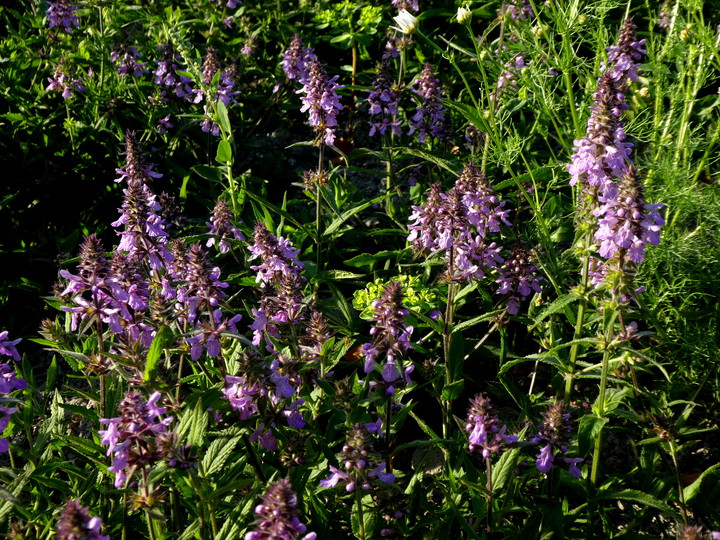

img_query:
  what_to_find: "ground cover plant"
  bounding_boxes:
[1,0,720,537]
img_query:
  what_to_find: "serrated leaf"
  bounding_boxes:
[598,489,680,518]
[144,325,174,384]
[578,415,608,457]
[684,463,720,503]
[344,250,401,270]
[530,293,578,330]
[201,436,239,476]
[493,447,521,492]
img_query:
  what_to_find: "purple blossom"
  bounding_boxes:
[206,199,245,253]
[153,43,194,101]
[391,0,419,13]
[46,0,80,33]
[531,402,583,478]
[491,54,526,104]
[156,114,174,134]
[248,222,304,285]
[407,163,510,282]
[298,58,344,146]
[111,132,172,270]
[496,244,543,315]
[320,424,395,492]
[244,478,316,540]
[603,18,647,91]
[501,0,534,21]
[594,165,664,265]
[98,391,175,488]
[408,64,450,143]
[360,281,413,392]
[0,331,21,362]
[281,35,317,85]
[46,61,86,100]
[367,61,402,137]
[55,499,109,540]
[465,394,517,459]
[110,45,148,77]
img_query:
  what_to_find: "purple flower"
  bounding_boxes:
[391,0,419,13]
[156,114,174,134]
[153,42,194,101]
[408,64,450,143]
[407,163,510,282]
[111,45,148,77]
[496,244,543,315]
[603,18,646,91]
[0,331,21,362]
[367,61,402,137]
[55,499,108,540]
[206,199,245,253]
[465,394,517,459]
[360,281,413,392]
[298,58,344,146]
[244,478,316,540]
[320,424,395,492]
[248,222,304,285]
[98,391,175,488]
[46,0,80,33]
[491,54,526,104]
[281,35,317,85]
[531,402,583,478]
[46,60,86,100]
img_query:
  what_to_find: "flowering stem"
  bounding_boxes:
[242,433,267,482]
[316,145,324,272]
[563,239,591,407]
[485,456,494,533]
[141,469,158,540]
[355,486,366,540]
[669,439,689,523]
[590,312,617,485]
[442,282,457,441]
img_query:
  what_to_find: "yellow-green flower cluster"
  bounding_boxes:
[353,275,439,320]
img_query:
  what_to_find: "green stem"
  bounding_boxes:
[442,281,457,441]
[355,486,366,540]
[485,456,494,533]
[563,238,591,407]
[316,145,324,272]
[590,312,617,486]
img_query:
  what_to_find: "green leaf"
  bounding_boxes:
[394,146,460,176]
[684,463,720,503]
[201,436,239,477]
[343,251,402,270]
[215,101,231,136]
[216,140,232,163]
[530,293,578,330]
[144,325,174,384]
[597,489,680,519]
[578,415,608,457]
[323,193,389,238]
[441,379,464,401]
[193,164,223,183]
[493,447,521,492]
[178,399,208,448]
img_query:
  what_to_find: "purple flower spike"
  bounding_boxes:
[298,58,344,146]
[465,394,517,459]
[245,478,316,540]
[603,18,647,91]
[531,402,583,477]
[111,45,148,77]
[46,0,80,33]
[367,61,402,137]
[281,35,317,85]
[496,244,543,315]
[207,199,245,253]
[408,64,450,143]
[56,499,109,540]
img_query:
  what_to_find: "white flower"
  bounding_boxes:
[391,9,418,35]
[456,6,472,25]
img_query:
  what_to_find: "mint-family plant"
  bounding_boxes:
[0,0,720,538]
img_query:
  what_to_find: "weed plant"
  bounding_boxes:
[1,0,720,538]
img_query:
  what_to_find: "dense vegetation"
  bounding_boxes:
[1,0,719,537]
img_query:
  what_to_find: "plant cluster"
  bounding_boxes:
[1,0,720,538]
